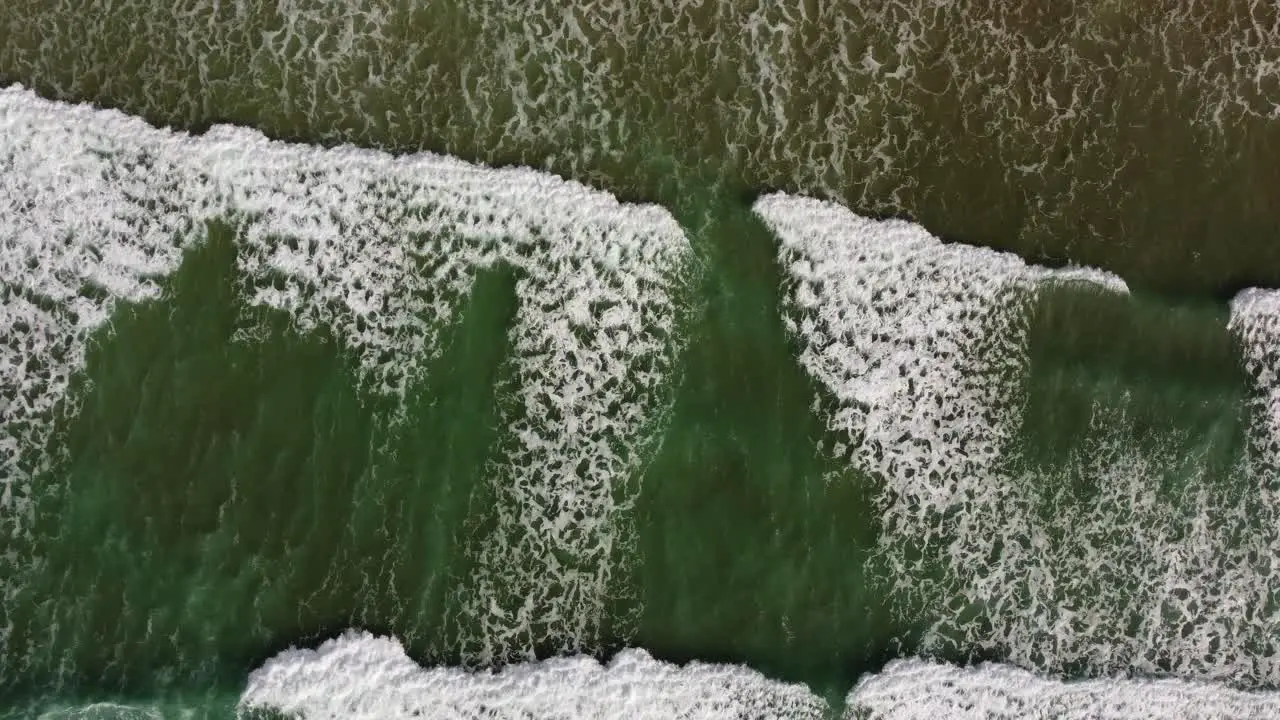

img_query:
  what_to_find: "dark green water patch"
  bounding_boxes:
[628,179,908,701]
[1018,284,1249,485]
[1010,282,1254,561]
[1,221,519,700]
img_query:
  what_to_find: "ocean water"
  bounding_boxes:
[4,2,1280,719]
[5,0,1280,292]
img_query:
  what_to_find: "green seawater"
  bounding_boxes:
[2,186,896,712]
[4,1,1280,292]
[1,180,1265,716]
[2,1,1279,717]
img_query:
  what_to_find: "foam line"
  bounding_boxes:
[1230,288,1280,458]
[238,631,829,720]
[847,659,1280,720]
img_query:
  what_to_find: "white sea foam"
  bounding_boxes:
[1230,288,1280,459]
[755,192,1126,522]
[847,659,1280,720]
[0,85,691,659]
[7,83,1280,720]
[757,192,1280,689]
[453,163,689,662]
[237,631,828,720]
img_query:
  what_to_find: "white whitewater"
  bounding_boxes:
[237,632,1280,720]
[236,192,1280,719]
[7,89,1280,719]
[1229,288,1280,462]
[238,632,827,720]
[0,84,690,661]
[757,192,1280,697]
[846,659,1280,720]
[756,191,1127,531]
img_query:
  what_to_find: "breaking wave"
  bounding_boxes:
[0,84,691,667]
[758,192,1280,688]
[237,632,1280,720]
[847,658,1280,720]
[239,632,828,720]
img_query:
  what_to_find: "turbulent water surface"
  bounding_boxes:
[3,2,1280,719]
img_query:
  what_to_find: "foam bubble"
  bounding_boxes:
[0,84,691,660]
[757,192,1280,688]
[238,631,828,720]
[847,659,1280,720]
